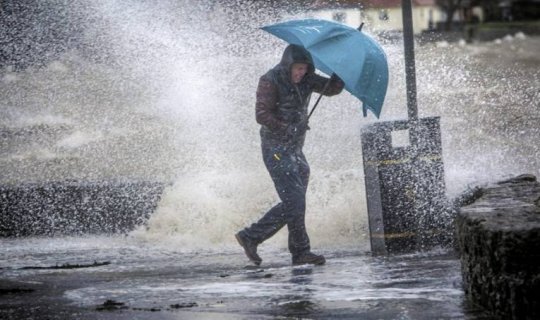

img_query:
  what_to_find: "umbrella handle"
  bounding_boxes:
[307,76,334,120]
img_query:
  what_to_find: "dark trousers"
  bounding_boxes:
[242,143,311,257]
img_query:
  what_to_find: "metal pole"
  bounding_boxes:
[402,0,418,121]
[402,0,423,250]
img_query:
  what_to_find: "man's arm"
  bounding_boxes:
[255,77,287,132]
[309,73,345,96]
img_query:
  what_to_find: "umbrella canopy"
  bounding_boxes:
[262,19,388,118]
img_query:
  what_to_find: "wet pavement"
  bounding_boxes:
[0,237,491,319]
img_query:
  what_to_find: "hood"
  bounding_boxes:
[279,44,315,76]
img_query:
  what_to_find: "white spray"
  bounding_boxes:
[1,0,538,251]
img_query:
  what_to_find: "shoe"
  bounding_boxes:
[292,252,326,266]
[235,232,262,266]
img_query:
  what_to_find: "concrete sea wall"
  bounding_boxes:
[0,181,165,237]
[456,174,540,319]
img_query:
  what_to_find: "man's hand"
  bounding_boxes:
[286,119,310,139]
[330,73,344,87]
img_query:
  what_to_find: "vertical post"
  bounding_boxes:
[401,0,421,248]
[402,0,418,122]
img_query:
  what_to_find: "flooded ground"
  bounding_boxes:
[1,237,489,319]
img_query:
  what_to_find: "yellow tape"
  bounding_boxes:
[366,155,441,166]
[371,229,445,239]
[371,232,416,239]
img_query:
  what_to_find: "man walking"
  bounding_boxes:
[236,44,344,266]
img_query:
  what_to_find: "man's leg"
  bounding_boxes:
[239,147,306,238]
[236,146,321,265]
[241,144,303,240]
[240,203,287,243]
[236,146,293,265]
[286,151,310,257]
[288,151,325,265]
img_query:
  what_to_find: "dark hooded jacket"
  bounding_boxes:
[256,44,344,148]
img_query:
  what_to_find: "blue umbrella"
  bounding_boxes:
[262,18,389,118]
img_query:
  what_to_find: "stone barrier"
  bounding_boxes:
[456,174,540,319]
[0,181,165,237]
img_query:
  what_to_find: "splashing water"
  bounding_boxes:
[1,0,539,251]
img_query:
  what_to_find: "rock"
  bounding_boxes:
[456,174,540,319]
[96,300,127,311]
[170,302,197,309]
